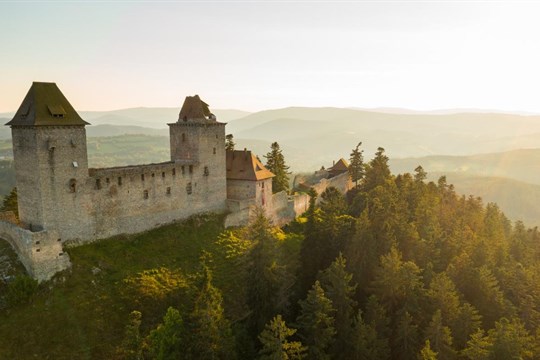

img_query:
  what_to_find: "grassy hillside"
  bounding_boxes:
[0,214,254,359]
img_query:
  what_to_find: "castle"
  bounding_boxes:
[1,82,352,281]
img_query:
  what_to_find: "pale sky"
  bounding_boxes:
[1,1,540,113]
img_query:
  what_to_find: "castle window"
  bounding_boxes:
[204,166,209,176]
[35,241,40,245]
[118,177,122,186]
[69,178,77,193]
[162,172,165,178]
[262,182,265,189]
[57,238,61,242]
[59,252,64,256]
[213,147,216,155]
[181,166,185,175]
[183,116,187,122]
[70,139,77,148]
[166,187,171,195]
[189,165,193,174]
[215,134,218,139]
[186,182,192,195]
[106,178,110,184]
[172,168,176,176]
[96,179,102,190]
[72,161,78,168]
[141,174,145,181]
[152,173,155,178]
[47,139,57,151]
[36,248,40,252]
[182,133,186,142]
[143,190,149,199]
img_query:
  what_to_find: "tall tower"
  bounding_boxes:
[169,95,227,210]
[7,82,90,235]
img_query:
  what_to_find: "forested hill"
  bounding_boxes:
[1,148,539,359]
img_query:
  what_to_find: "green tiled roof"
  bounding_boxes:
[6,82,89,126]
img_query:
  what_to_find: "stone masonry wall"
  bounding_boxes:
[0,220,70,281]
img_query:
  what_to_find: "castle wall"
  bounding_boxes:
[0,220,70,281]
[310,171,353,203]
[83,160,226,241]
[227,179,257,201]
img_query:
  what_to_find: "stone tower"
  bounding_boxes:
[7,82,90,238]
[169,95,227,206]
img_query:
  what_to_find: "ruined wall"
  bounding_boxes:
[310,172,353,203]
[0,220,70,281]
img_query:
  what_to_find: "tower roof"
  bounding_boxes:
[226,149,275,181]
[6,82,89,126]
[178,95,214,122]
[329,158,349,172]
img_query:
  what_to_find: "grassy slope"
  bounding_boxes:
[0,213,244,360]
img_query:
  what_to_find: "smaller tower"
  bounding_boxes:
[168,95,227,211]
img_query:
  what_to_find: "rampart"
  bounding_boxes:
[0,220,70,281]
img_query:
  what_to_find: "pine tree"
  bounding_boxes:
[319,253,357,357]
[349,310,390,360]
[120,310,143,360]
[247,211,293,335]
[1,187,18,218]
[225,134,236,151]
[296,281,336,360]
[147,307,185,360]
[393,311,420,360]
[362,147,391,193]
[424,310,455,360]
[188,253,235,359]
[349,142,365,187]
[418,340,437,360]
[452,302,482,351]
[264,142,290,194]
[258,315,306,360]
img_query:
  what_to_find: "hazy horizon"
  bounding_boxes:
[3,2,540,113]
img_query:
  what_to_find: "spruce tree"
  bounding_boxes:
[1,187,18,218]
[319,253,357,357]
[393,311,420,360]
[226,134,236,151]
[264,142,290,194]
[247,211,293,335]
[362,147,391,193]
[349,310,390,360]
[120,310,143,360]
[147,307,185,360]
[349,142,365,187]
[188,254,235,359]
[258,315,306,360]
[418,340,437,360]
[296,281,336,360]
[424,310,455,360]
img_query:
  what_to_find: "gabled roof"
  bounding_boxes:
[178,95,212,121]
[329,158,349,172]
[226,150,275,181]
[6,82,89,126]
